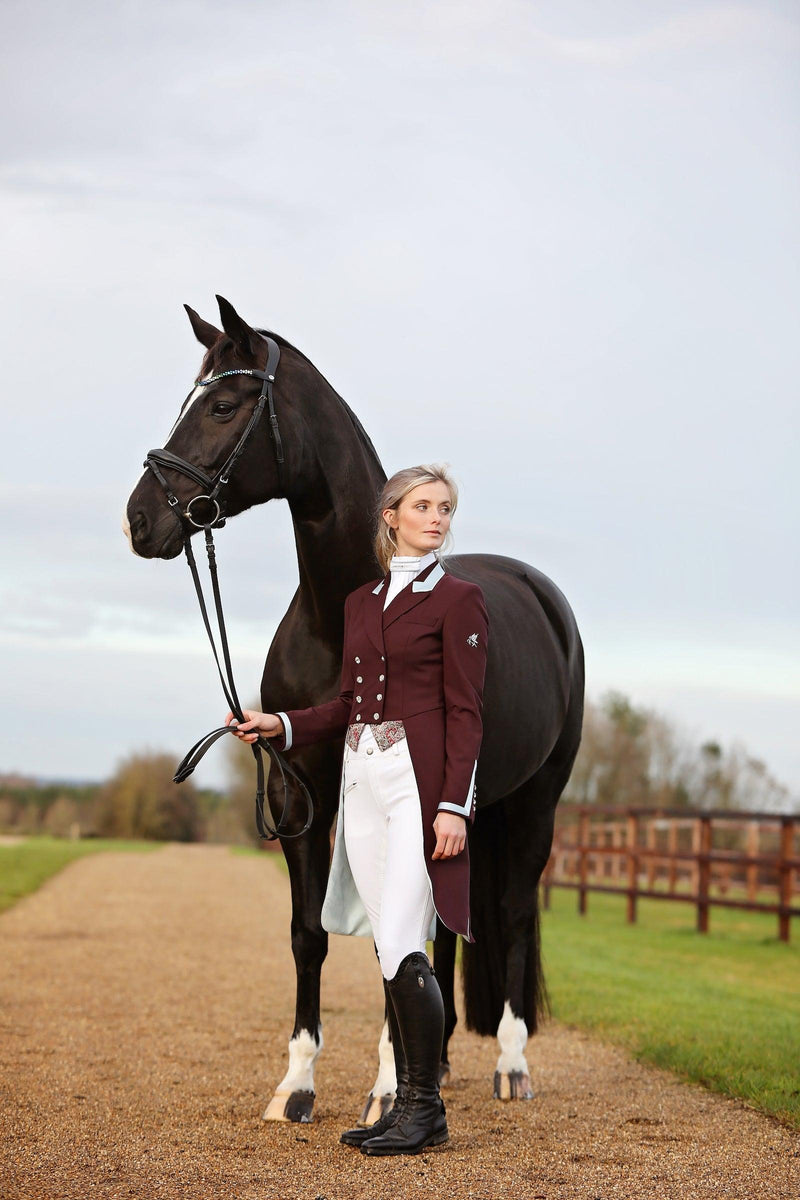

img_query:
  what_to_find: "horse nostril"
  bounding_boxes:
[130,510,149,539]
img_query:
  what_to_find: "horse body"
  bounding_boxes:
[125,297,584,1122]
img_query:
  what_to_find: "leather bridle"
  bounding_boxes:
[143,332,313,841]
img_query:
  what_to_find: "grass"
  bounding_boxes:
[229,843,289,872]
[540,886,800,1129]
[0,836,158,915]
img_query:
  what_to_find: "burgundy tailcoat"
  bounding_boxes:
[275,557,489,941]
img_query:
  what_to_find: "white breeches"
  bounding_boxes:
[342,725,436,980]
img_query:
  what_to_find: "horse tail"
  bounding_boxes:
[461,801,549,1036]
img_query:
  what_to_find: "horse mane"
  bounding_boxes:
[203,331,385,476]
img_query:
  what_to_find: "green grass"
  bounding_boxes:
[540,887,800,1128]
[0,836,158,915]
[229,843,288,872]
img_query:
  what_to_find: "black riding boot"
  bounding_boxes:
[339,980,409,1147]
[360,952,448,1156]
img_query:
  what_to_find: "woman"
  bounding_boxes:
[227,464,489,1156]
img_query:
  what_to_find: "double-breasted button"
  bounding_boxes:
[373,712,380,720]
[355,656,360,663]
[376,694,382,700]
[379,674,385,681]
[356,714,361,721]
[356,676,363,683]
[381,655,385,661]
[356,696,362,702]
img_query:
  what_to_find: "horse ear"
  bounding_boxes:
[216,295,260,357]
[184,305,222,349]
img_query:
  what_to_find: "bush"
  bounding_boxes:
[95,752,203,842]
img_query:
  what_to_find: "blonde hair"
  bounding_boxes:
[374,463,459,573]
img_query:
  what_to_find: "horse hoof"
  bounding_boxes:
[263,1089,315,1123]
[438,1061,451,1087]
[493,1070,534,1101]
[359,1090,395,1127]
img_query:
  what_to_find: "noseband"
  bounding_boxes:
[143,332,313,842]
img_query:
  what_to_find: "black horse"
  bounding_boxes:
[125,297,584,1124]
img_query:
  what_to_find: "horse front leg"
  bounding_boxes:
[263,785,332,1123]
[359,1012,397,1125]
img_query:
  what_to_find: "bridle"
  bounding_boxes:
[143,331,313,841]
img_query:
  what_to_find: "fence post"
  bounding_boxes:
[778,817,794,943]
[696,815,712,934]
[646,819,656,888]
[578,809,589,915]
[668,820,678,893]
[626,812,639,924]
[746,820,759,902]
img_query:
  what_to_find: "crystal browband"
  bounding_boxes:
[346,720,407,752]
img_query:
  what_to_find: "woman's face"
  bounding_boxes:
[384,481,453,557]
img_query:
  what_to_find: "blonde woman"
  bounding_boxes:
[228,464,489,1156]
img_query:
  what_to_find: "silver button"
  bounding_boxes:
[376,694,382,700]
[379,674,385,681]
[356,676,363,683]
[373,712,380,719]
[356,715,361,721]
[381,655,385,661]
[355,656,360,663]
[366,747,374,755]
[356,696,362,702]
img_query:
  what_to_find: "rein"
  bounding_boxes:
[144,332,313,841]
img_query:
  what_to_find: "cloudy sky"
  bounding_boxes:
[1,0,798,799]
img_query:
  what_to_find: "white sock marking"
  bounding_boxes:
[495,1000,530,1075]
[275,1027,322,1095]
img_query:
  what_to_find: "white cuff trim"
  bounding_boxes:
[437,760,477,817]
[276,711,293,751]
[438,802,470,817]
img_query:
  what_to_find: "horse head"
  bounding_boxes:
[125,296,300,559]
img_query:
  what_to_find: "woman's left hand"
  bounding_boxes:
[432,812,467,860]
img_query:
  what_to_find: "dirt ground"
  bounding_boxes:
[0,843,797,1200]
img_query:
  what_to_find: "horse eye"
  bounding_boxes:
[212,402,235,417]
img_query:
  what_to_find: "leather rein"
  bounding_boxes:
[144,331,313,841]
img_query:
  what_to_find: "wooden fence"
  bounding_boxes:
[542,804,800,942]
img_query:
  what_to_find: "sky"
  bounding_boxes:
[1,0,798,801]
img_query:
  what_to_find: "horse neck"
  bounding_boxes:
[285,374,386,631]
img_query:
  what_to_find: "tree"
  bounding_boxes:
[564,692,796,813]
[95,751,203,841]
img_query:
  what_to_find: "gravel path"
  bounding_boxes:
[1,844,797,1200]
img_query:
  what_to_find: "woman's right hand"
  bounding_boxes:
[224,710,285,743]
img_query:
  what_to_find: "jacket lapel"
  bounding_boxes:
[364,575,389,656]
[383,558,445,629]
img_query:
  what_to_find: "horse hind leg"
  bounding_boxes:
[493,747,577,1102]
[494,1002,534,1100]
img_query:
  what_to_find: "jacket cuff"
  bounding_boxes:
[437,760,477,821]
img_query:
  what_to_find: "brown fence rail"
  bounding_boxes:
[542,804,800,942]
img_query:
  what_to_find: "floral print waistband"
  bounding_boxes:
[346,720,407,752]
